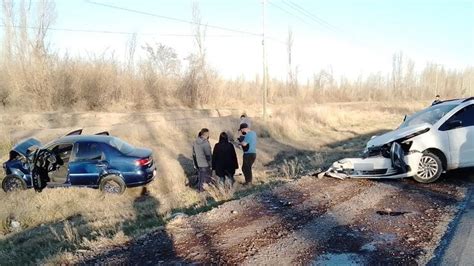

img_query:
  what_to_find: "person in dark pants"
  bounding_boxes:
[192,128,212,192]
[212,132,239,185]
[238,123,257,185]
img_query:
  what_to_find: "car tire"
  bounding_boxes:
[2,175,27,193]
[413,152,443,183]
[99,175,126,194]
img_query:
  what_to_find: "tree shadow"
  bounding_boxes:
[174,182,369,264]
[0,188,178,264]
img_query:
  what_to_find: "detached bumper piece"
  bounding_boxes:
[321,142,422,180]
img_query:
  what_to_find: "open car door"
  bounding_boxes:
[65,129,83,136]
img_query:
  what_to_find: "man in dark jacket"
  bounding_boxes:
[212,132,239,185]
[193,128,212,192]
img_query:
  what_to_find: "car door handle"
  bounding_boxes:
[97,163,107,167]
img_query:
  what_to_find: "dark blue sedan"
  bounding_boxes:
[2,130,156,194]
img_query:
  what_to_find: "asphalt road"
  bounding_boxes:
[438,173,474,266]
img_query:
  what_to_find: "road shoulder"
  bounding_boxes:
[434,176,474,266]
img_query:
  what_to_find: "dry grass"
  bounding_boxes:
[0,102,423,264]
[203,179,236,202]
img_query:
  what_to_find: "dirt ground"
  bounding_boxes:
[78,172,471,265]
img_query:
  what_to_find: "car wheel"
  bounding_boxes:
[2,175,27,192]
[413,152,443,183]
[99,175,126,194]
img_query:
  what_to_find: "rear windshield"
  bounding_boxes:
[108,137,135,154]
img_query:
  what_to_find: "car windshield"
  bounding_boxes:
[108,137,135,154]
[400,104,457,128]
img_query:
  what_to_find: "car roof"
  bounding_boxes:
[46,135,115,146]
[435,97,472,106]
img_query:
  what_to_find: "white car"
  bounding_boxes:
[328,97,474,183]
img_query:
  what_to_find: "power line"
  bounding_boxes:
[0,24,254,37]
[267,1,315,29]
[282,0,342,33]
[269,0,339,34]
[86,0,262,37]
[85,1,284,44]
[280,1,384,55]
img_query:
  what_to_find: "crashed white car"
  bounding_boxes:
[327,97,474,183]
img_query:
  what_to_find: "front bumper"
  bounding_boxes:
[327,152,422,179]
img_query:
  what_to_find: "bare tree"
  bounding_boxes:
[404,58,416,97]
[392,51,403,91]
[141,42,182,107]
[31,0,56,58]
[125,33,137,71]
[1,1,15,63]
[286,27,296,94]
[180,1,211,107]
[143,42,181,77]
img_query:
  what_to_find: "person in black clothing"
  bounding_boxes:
[212,132,239,185]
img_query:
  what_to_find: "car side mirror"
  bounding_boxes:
[446,120,462,130]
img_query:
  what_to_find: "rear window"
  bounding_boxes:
[108,137,135,154]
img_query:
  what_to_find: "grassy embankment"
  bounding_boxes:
[0,101,426,264]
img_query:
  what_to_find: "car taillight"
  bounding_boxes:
[136,157,152,166]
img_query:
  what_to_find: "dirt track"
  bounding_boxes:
[79,173,470,265]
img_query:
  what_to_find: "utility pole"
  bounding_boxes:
[262,0,267,119]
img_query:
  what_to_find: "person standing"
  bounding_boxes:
[193,128,212,192]
[240,113,252,128]
[238,123,257,185]
[212,132,239,185]
[432,95,441,106]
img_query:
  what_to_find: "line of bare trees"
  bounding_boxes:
[0,0,472,111]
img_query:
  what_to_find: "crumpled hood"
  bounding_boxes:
[367,123,431,148]
[11,138,41,157]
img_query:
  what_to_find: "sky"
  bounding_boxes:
[20,0,474,80]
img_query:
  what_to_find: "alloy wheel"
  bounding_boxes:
[102,180,122,194]
[4,178,23,192]
[417,155,439,180]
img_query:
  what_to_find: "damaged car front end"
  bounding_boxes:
[325,124,436,179]
[328,139,424,180]
[324,98,474,183]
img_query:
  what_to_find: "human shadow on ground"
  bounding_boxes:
[177,153,198,187]
[82,187,181,264]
